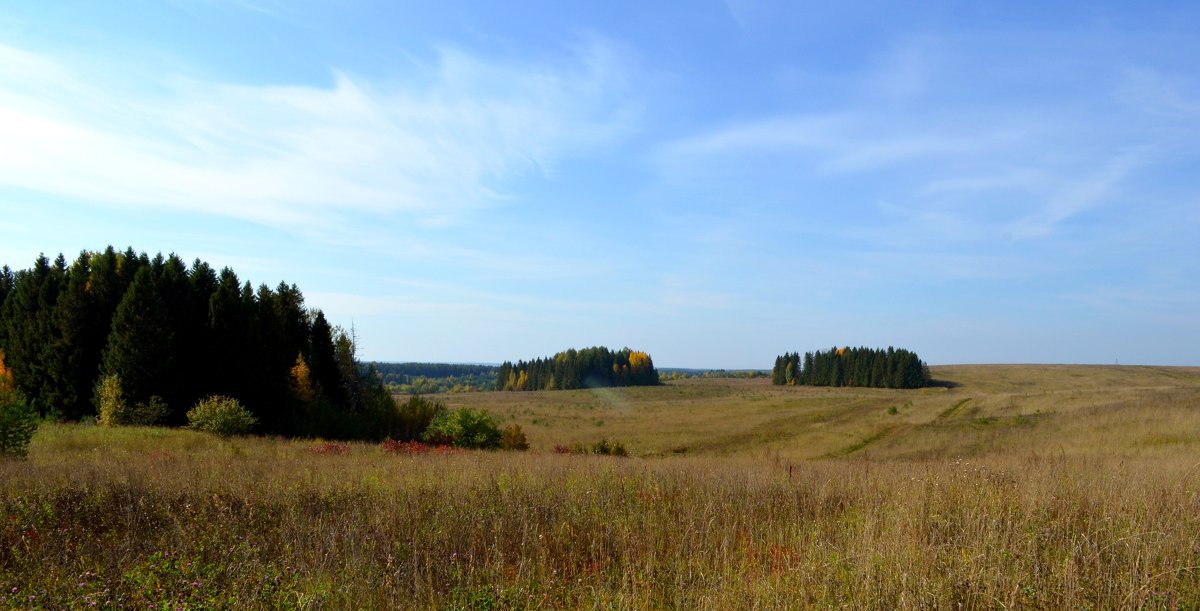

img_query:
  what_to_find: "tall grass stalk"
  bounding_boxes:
[3,423,1199,608]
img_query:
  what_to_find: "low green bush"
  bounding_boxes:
[422,407,501,449]
[187,395,256,437]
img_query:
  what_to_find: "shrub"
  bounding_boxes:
[422,407,501,449]
[0,386,37,458]
[592,438,628,457]
[95,375,168,426]
[389,394,446,441]
[187,395,256,437]
[553,438,629,457]
[499,424,530,451]
[95,374,127,427]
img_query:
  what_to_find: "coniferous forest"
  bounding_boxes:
[771,347,931,389]
[496,347,660,391]
[0,247,394,439]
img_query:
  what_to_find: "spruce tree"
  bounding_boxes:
[206,268,248,401]
[47,254,101,420]
[0,256,57,413]
[100,267,174,407]
[308,310,344,406]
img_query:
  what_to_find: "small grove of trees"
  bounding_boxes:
[496,347,659,391]
[772,347,931,389]
[0,247,396,440]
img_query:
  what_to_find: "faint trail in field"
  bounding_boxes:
[824,424,908,458]
[938,398,973,420]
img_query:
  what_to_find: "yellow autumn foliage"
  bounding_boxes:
[0,349,12,393]
[628,351,652,373]
[289,354,315,405]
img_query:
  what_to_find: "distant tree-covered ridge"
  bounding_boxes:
[368,362,497,394]
[496,347,660,391]
[0,247,395,439]
[771,347,931,389]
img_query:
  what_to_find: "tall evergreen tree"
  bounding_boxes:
[0,246,389,439]
[0,266,12,315]
[154,255,194,422]
[46,254,101,420]
[207,268,248,401]
[0,256,56,414]
[100,267,174,407]
[308,310,344,406]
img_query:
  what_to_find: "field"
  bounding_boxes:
[3,365,1200,608]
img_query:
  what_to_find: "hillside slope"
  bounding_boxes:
[437,364,1200,459]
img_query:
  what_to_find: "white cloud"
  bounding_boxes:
[0,40,638,230]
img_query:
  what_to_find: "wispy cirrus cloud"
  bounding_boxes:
[0,39,639,231]
[653,32,1196,244]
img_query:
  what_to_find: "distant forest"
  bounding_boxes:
[369,362,497,394]
[772,347,931,389]
[0,247,394,439]
[496,347,660,391]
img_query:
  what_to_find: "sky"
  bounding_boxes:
[1,1,1197,368]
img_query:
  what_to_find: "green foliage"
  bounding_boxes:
[100,265,174,410]
[554,438,629,457]
[591,437,629,456]
[0,247,392,439]
[187,395,257,437]
[95,374,126,427]
[771,346,931,389]
[0,386,37,458]
[496,346,660,392]
[387,394,446,442]
[499,424,530,451]
[95,375,170,427]
[370,362,497,394]
[422,407,501,449]
[96,374,171,427]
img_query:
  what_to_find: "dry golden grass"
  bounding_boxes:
[440,365,1200,461]
[2,365,1199,608]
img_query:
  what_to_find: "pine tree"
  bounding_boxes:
[308,310,345,406]
[47,253,100,420]
[100,267,174,407]
[771,355,784,385]
[0,265,13,316]
[206,268,249,401]
[0,256,58,413]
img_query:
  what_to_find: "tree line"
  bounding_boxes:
[369,362,497,394]
[772,347,931,389]
[0,247,397,439]
[496,347,659,391]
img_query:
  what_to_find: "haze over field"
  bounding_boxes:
[1,2,1197,367]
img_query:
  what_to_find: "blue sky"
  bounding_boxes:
[1,1,1197,367]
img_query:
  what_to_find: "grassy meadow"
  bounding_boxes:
[3,365,1200,608]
